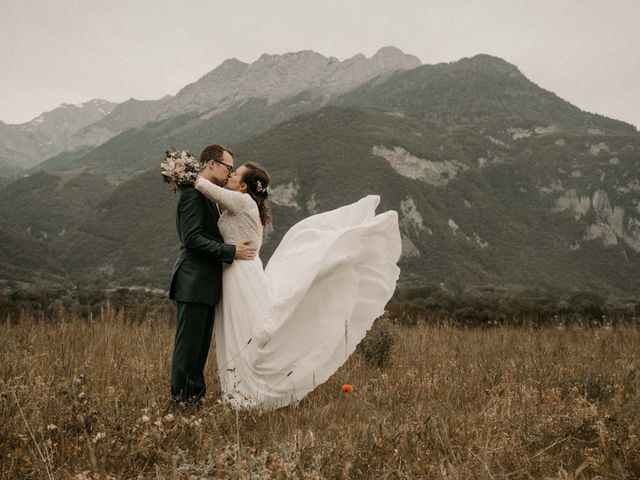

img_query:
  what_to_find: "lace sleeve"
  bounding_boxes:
[194,176,246,214]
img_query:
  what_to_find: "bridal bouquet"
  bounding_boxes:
[161,148,202,192]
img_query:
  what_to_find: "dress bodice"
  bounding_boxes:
[195,177,263,252]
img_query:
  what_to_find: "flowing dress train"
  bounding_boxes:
[195,177,401,409]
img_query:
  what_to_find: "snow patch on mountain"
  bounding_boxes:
[507,128,532,140]
[552,189,591,219]
[486,135,507,146]
[401,235,421,258]
[400,197,428,234]
[472,232,489,248]
[589,142,609,155]
[538,179,565,195]
[555,188,640,252]
[584,224,618,246]
[534,125,558,135]
[616,180,640,194]
[625,218,640,251]
[262,222,274,243]
[306,193,318,214]
[448,219,488,248]
[269,182,300,209]
[592,190,624,234]
[507,125,558,140]
[372,145,466,186]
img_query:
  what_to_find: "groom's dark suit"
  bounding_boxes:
[169,185,235,402]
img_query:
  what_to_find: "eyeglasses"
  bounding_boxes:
[212,159,234,173]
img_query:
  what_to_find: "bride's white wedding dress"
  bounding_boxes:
[195,177,401,409]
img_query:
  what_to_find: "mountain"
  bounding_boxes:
[37,91,328,182]
[334,55,635,132]
[36,53,636,184]
[0,100,117,173]
[0,170,114,289]
[161,46,421,117]
[3,52,640,295]
[226,106,640,293]
[7,47,420,176]
[0,218,65,288]
[10,105,640,294]
[0,170,114,239]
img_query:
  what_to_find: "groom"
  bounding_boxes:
[169,143,256,405]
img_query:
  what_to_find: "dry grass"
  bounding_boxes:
[1,310,639,479]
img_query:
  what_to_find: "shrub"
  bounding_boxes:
[357,317,396,368]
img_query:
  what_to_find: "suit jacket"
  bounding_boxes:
[169,185,236,305]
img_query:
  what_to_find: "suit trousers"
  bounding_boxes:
[170,301,215,402]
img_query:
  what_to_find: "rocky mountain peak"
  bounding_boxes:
[199,57,249,83]
[347,53,367,62]
[373,46,421,64]
[165,47,422,116]
[23,99,117,127]
[458,54,524,77]
[263,50,330,63]
[249,50,333,75]
[0,99,118,172]
[0,47,424,174]
[219,57,247,68]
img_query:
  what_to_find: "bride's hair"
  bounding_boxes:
[241,162,272,225]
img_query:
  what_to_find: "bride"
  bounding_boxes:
[194,161,401,409]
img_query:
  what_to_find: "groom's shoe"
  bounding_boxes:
[187,394,206,409]
[167,394,204,413]
[165,397,187,413]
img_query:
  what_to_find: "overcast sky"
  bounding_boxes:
[2,0,639,127]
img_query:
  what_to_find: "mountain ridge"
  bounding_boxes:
[334,53,636,132]
[3,50,640,296]
[0,47,421,174]
[0,99,117,174]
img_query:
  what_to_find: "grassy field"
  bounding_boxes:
[1,310,639,479]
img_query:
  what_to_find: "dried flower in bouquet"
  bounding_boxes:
[161,148,203,192]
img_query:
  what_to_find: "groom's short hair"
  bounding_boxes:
[200,144,234,164]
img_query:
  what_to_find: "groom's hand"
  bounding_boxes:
[235,240,257,260]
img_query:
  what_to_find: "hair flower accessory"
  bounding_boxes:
[255,180,270,194]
